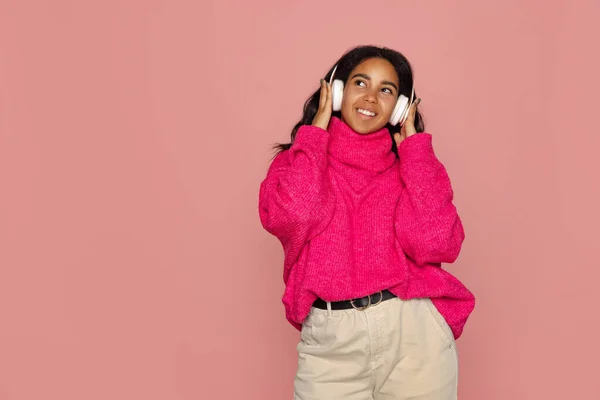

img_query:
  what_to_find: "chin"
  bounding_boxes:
[347,118,387,135]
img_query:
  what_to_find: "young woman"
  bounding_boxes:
[258,45,475,400]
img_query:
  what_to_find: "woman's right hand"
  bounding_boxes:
[311,79,333,131]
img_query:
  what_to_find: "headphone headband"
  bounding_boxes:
[329,64,338,85]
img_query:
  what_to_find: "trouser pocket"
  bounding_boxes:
[424,298,455,346]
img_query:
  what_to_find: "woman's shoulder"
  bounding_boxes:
[266,149,291,173]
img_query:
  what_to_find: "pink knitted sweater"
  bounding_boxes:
[259,117,475,339]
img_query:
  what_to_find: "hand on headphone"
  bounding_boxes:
[394,98,421,147]
[312,79,333,131]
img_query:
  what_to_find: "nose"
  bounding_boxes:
[363,87,378,104]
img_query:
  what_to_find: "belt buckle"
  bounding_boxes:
[350,291,383,311]
[371,291,383,307]
[350,296,371,311]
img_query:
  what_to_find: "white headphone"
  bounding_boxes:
[329,64,415,126]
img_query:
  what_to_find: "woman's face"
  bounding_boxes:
[340,58,400,134]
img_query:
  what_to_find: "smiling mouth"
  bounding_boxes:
[357,108,377,117]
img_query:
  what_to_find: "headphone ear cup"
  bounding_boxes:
[331,79,344,112]
[389,94,409,126]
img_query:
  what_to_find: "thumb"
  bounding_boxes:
[393,132,403,147]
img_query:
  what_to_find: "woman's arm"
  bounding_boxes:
[259,125,335,266]
[394,133,465,266]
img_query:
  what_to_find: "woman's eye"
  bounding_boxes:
[355,80,366,87]
[382,87,393,94]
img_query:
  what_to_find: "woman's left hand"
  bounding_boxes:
[394,98,421,147]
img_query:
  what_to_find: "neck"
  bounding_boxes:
[327,117,397,172]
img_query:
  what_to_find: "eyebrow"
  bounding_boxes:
[350,73,398,92]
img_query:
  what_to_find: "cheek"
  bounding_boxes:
[381,97,397,116]
[340,93,359,120]
[341,90,359,110]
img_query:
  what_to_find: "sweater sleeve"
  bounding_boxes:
[394,133,465,266]
[259,125,335,273]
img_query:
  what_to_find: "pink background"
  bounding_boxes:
[1,1,599,399]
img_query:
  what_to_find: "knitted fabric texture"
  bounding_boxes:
[259,117,475,339]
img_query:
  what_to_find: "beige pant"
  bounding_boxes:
[294,297,458,400]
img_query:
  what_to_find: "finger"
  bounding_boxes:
[412,98,421,116]
[318,79,326,110]
[325,82,333,110]
[407,98,419,123]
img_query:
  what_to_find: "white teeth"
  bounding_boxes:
[357,108,375,117]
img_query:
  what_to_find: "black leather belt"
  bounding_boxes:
[313,290,396,311]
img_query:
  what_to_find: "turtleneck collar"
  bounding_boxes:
[327,117,397,172]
